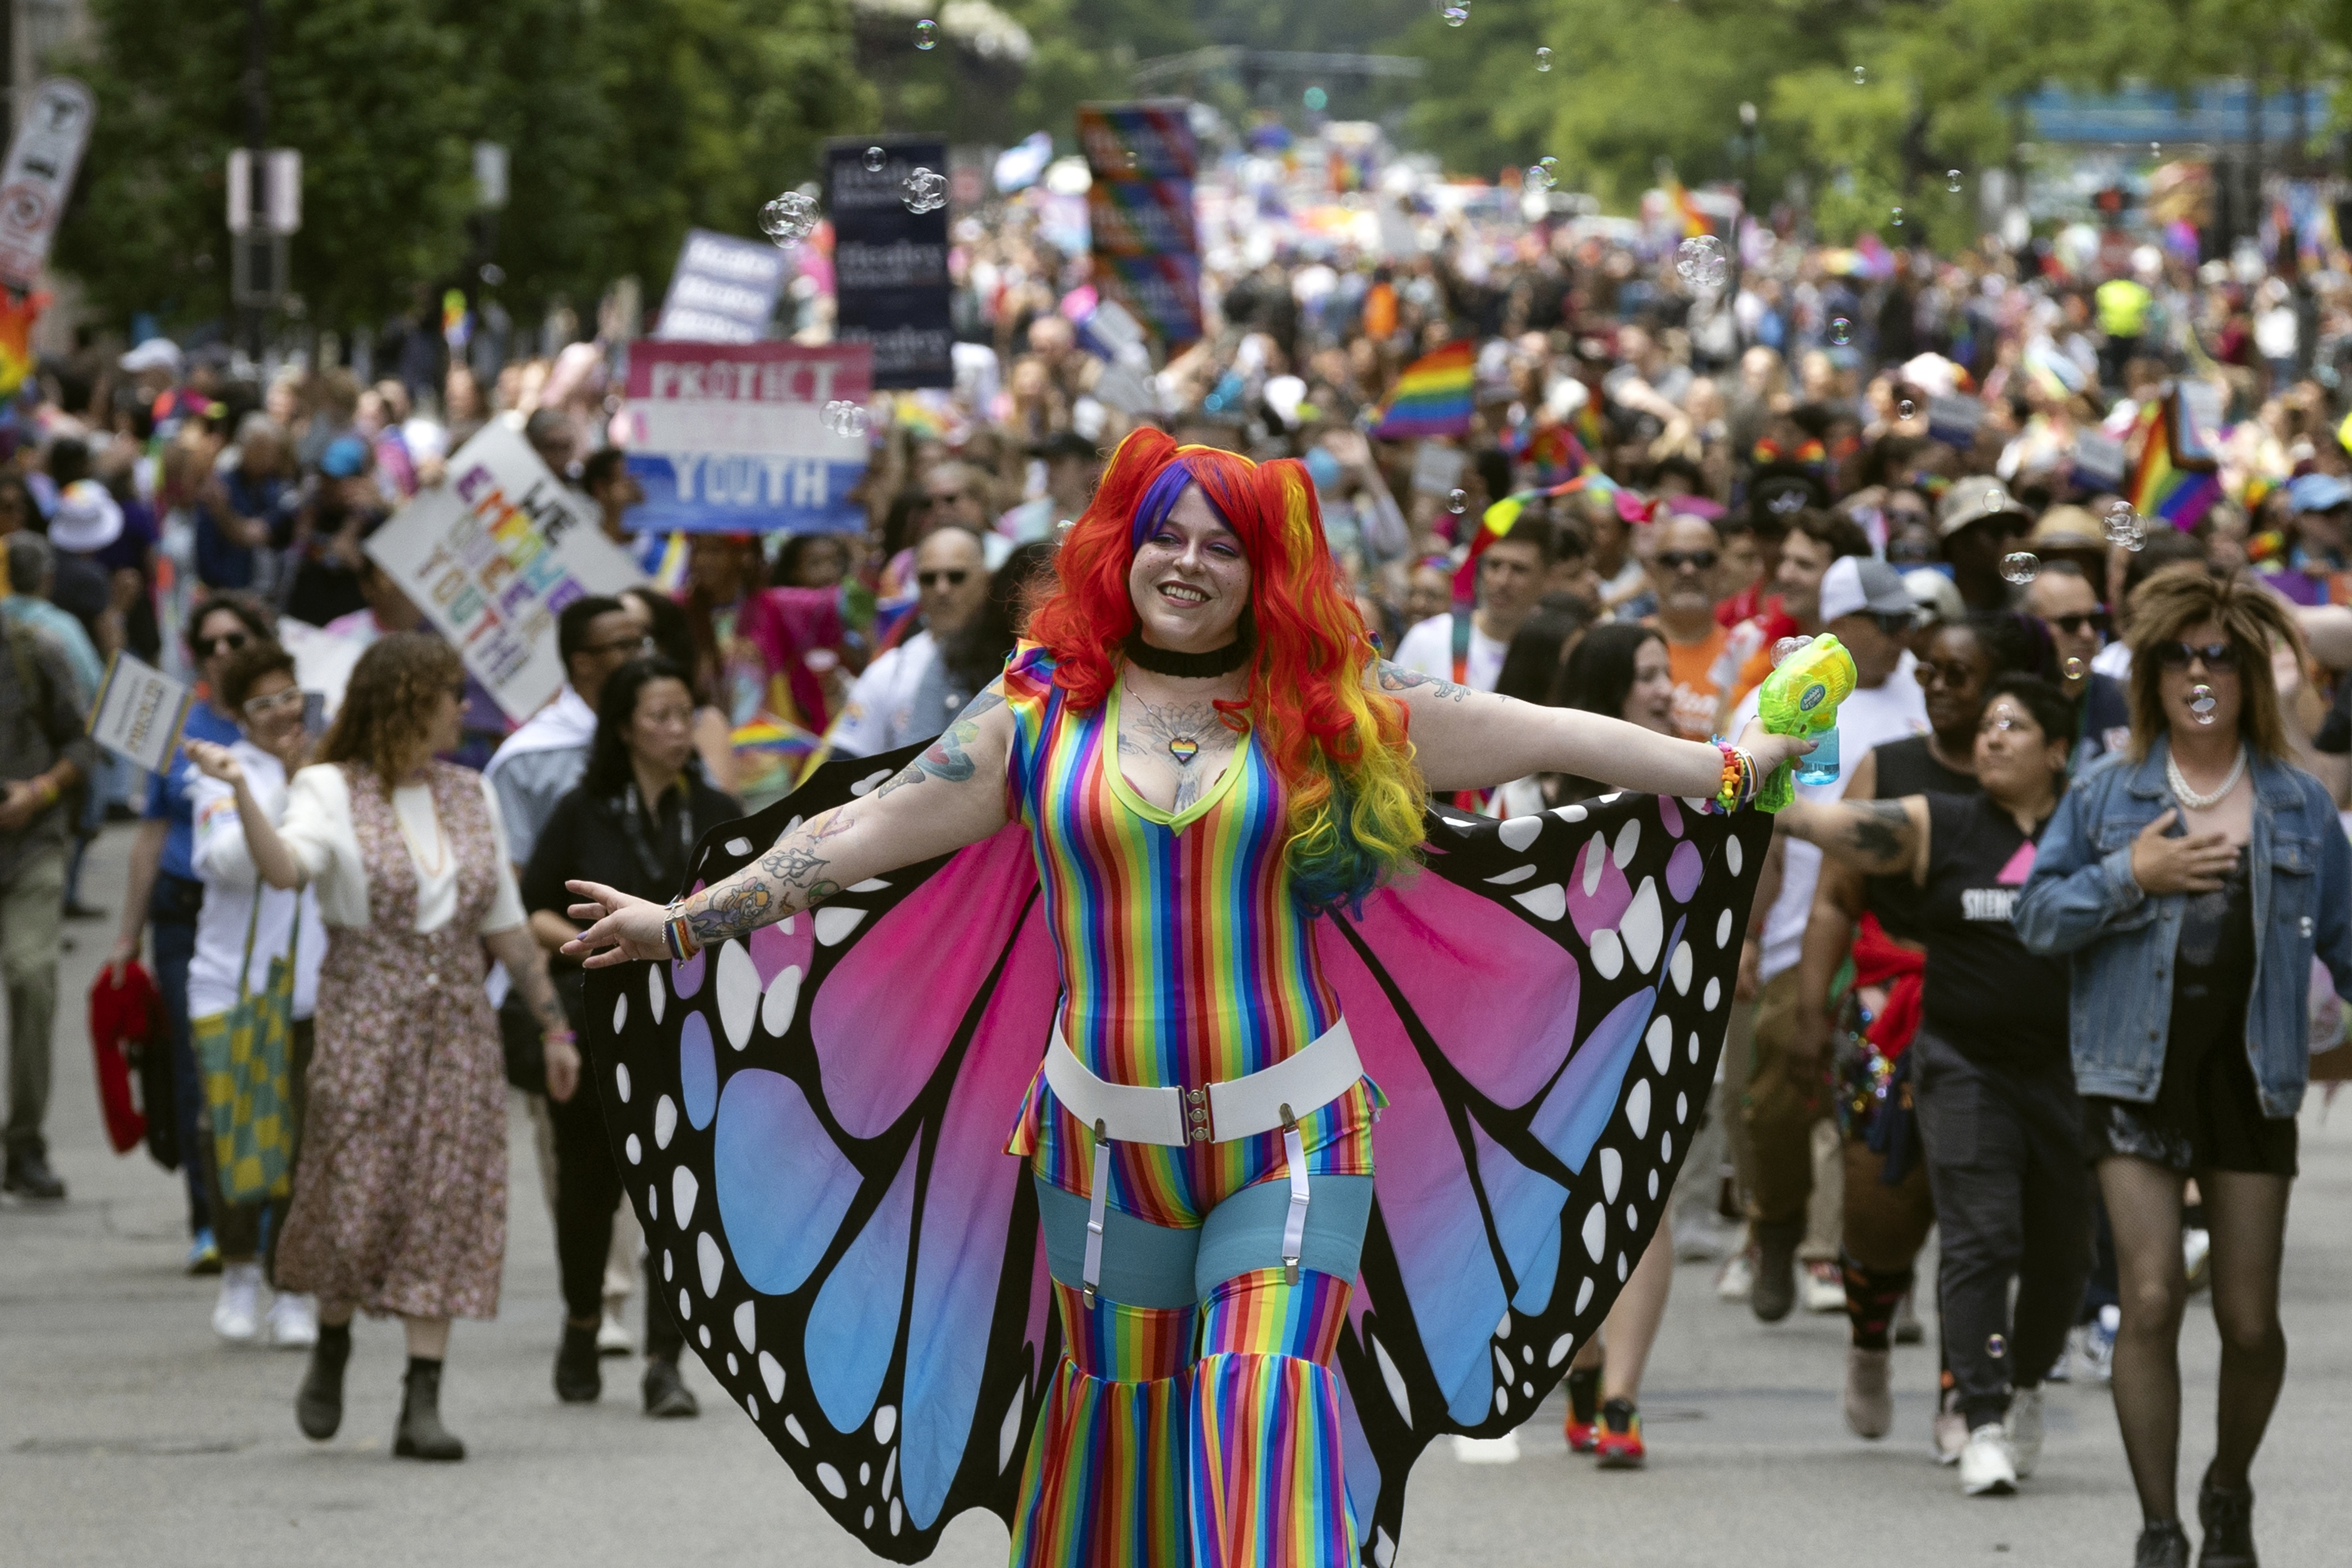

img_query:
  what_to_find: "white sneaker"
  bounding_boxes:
[1450,1432,1522,1465]
[2080,1305,2119,1382]
[265,1291,318,1349]
[2004,1387,2043,1477]
[1715,1247,1755,1302]
[211,1262,262,1343]
[2183,1227,2211,1294]
[596,1304,636,1357]
[1802,1259,1845,1314]
[1959,1423,2018,1495]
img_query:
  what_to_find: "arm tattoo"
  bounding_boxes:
[872,688,1004,801]
[1375,658,1470,703]
[1838,800,1913,867]
[683,820,844,944]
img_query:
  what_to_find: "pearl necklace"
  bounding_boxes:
[2166,744,2245,812]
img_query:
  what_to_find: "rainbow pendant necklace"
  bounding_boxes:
[1166,736,1200,764]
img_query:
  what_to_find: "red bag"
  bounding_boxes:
[89,961,161,1155]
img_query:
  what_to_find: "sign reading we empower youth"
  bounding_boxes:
[620,341,870,534]
[365,424,645,722]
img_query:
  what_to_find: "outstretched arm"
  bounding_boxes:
[1776,794,1931,883]
[1372,660,1811,798]
[565,684,1016,967]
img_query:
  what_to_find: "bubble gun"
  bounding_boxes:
[1753,633,1857,810]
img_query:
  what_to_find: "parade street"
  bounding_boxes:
[5,825,2347,1567]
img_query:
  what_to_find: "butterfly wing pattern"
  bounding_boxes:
[584,747,1769,1568]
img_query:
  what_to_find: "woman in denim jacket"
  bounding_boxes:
[2017,566,2352,1568]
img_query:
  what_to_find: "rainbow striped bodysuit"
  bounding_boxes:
[998,643,1377,1568]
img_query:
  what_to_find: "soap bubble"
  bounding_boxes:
[2150,141,2162,160]
[2190,684,2217,725]
[1896,396,1917,420]
[2000,552,2040,586]
[1985,485,2004,512]
[1676,234,1729,290]
[1987,1333,2007,1359]
[1852,65,1867,85]
[1828,317,1853,346]
[1442,3,1468,25]
[864,146,887,172]
[1772,635,1814,668]
[758,191,820,245]
[1890,205,1904,227]
[912,18,939,48]
[1535,46,1552,71]
[901,166,948,214]
[1447,488,1468,514]
[1525,162,1555,192]
[2103,501,2145,549]
[820,400,870,439]
[2063,656,2086,680]
[1947,169,1963,193]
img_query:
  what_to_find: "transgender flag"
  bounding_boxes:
[1371,342,1474,439]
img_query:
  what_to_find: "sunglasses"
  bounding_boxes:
[917,569,971,589]
[584,635,657,659]
[2044,611,2112,637]
[2155,640,2236,671]
[1656,550,1718,572]
[1915,659,1981,689]
[196,632,250,658]
[1867,612,1914,637]
[241,687,305,720]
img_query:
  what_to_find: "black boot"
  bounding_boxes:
[393,1357,465,1461]
[2197,1466,2256,1568]
[2135,1521,2190,1568]
[1751,1218,1802,1323]
[554,1322,602,1404]
[296,1322,352,1440]
[3,1148,66,1200]
[641,1355,700,1419]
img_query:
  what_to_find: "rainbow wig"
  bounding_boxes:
[1025,427,1425,913]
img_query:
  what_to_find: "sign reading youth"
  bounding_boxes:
[826,138,952,389]
[365,425,646,722]
[620,342,871,535]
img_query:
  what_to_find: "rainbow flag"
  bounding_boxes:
[0,292,45,400]
[1452,473,1619,603]
[1371,342,1474,439]
[2127,392,2223,528]
[730,713,828,800]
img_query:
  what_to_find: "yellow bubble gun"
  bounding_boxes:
[1753,633,1857,810]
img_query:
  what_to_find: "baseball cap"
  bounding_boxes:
[1904,567,1966,628]
[319,435,371,479]
[1937,475,2032,539]
[2029,504,2105,551]
[2287,472,2352,514]
[118,337,183,376]
[1820,555,1913,623]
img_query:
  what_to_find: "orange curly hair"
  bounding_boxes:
[1023,428,1425,911]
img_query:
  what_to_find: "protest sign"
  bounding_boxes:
[620,342,871,534]
[1926,394,1985,450]
[363,425,646,723]
[0,78,95,291]
[1078,101,1203,348]
[827,139,952,389]
[1411,441,1468,498]
[2072,429,2128,493]
[654,228,789,343]
[87,652,192,774]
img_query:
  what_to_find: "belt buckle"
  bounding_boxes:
[1185,1085,1212,1144]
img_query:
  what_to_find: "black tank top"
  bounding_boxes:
[1864,735,1978,941]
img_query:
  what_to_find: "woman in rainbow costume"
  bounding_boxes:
[565,428,1804,1566]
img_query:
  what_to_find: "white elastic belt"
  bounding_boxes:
[1043,1018,1363,1148]
[1048,1019,1362,1305]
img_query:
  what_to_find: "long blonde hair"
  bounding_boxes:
[2123,564,2303,762]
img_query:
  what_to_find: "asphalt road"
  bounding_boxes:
[7,823,2347,1567]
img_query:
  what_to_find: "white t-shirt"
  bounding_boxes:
[1729,650,1930,983]
[188,744,327,1021]
[279,764,527,935]
[1391,612,1505,693]
[833,631,942,759]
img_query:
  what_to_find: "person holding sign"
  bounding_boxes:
[0,615,94,1201]
[186,633,577,1462]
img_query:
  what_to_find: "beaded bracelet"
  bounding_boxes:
[1703,740,1758,815]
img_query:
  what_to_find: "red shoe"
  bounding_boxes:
[1563,1365,1601,1452]
[1594,1397,1646,1469]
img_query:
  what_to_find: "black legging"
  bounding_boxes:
[547,1068,684,1363]
[2099,1158,2291,1523]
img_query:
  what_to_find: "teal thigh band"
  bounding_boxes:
[1034,1175,1202,1308]
[1194,1174,1374,1298]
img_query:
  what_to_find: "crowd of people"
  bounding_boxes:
[0,197,2345,1568]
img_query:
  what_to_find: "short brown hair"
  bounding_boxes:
[316,632,463,783]
[215,639,297,713]
[2123,564,2303,762]
[1786,507,1872,563]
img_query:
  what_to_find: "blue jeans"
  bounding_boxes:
[150,917,209,1235]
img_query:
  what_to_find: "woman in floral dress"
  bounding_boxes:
[189,632,578,1462]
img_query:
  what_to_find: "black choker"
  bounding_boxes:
[1125,636,1251,679]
